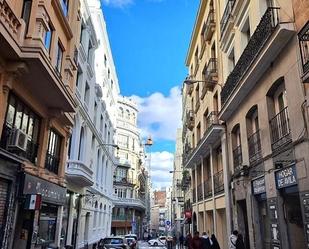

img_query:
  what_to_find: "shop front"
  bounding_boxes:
[252,176,270,249]
[13,173,66,249]
[273,164,306,249]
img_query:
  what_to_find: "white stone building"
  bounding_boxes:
[64,0,118,248]
[111,96,148,238]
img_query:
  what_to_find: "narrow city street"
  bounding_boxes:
[0,0,308,249]
[138,241,166,249]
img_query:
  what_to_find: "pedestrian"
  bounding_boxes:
[229,230,238,249]
[179,234,184,249]
[235,234,245,249]
[201,232,212,249]
[191,231,202,249]
[185,233,193,249]
[210,234,220,249]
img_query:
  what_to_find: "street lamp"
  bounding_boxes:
[183,76,222,87]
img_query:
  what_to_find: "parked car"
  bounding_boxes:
[125,234,138,241]
[125,237,137,249]
[148,236,166,246]
[99,237,129,249]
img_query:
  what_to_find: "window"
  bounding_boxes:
[75,67,82,89]
[232,124,242,170]
[61,0,69,17]
[45,129,62,174]
[87,41,93,63]
[78,128,84,160]
[108,69,110,79]
[100,116,104,133]
[44,24,52,51]
[94,102,98,125]
[228,48,235,73]
[37,204,58,244]
[22,0,32,29]
[84,82,90,106]
[0,93,40,164]
[104,54,107,67]
[56,42,64,74]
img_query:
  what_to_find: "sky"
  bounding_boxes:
[100,0,199,189]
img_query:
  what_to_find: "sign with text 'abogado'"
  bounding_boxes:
[252,177,266,195]
[23,174,66,205]
[275,165,297,189]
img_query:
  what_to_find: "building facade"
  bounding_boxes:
[181,0,309,249]
[219,1,309,249]
[0,0,79,248]
[182,0,230,248]
[64,0,116,248]
[111,96,147,238]
[171,128,184,236]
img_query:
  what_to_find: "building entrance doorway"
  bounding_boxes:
[237,200,250,249]
[282,187,306,249]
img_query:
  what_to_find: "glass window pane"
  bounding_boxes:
[15,102,23,129]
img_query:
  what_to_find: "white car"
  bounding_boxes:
[148,236,166,246]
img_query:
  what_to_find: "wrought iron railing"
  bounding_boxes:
[203,58,218,82]
[195,100,200,113]
[248,130,262,165]
[197,183,203,201]
[233,145,242,171]
[204,9,215,41]
[45,153,60,174]
[220,0,236,34]
[0,124,39,164]
[221,7,280,105]
[269,107,291,151]
[298,21,309,76]
[113,177,135,186]
[214,170,224,194]
[204,179,212,199]
[186,110,195,130]
[192,188,196,203]
[112,214,133,221]
[205,111,219,133]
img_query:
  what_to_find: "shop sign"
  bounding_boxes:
[252,177,266,195]
[23,174,66,205]
[275,165,297,189]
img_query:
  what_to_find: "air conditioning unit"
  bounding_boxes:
[8,128,28,152]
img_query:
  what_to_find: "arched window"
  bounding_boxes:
[126,109,130,119]
[119,107,124,118]
[96,150,100,183]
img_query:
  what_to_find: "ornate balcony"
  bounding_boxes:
[220,0,235,36]
[66,160,94,187]
[185,110,195,131]
[213,170,224,195]
[269,107,292,151]
[298,21,309,82]
[113,197,146,210]
[113,177,135,187]
[220,7,295,120]
[204,179,212,199]
[204,9,215,42]
[248,130,262,165]
[233,145,242,172]
[184,111,224,168]
[201,58,218,99]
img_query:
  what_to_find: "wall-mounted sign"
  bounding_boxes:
[23,174,66,205]
[252,177,266,195]
[275,165,297,189]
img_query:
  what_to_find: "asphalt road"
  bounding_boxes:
[138,241,167,249]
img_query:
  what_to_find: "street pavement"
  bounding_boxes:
[138,241,166,249]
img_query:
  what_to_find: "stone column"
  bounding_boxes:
[210,146,216,234]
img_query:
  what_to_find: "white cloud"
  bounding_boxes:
[131,86,182,141]
[101,0,133,8]
[149,151,174,189]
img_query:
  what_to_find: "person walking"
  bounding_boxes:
[201,232,212,249]
[191,231,202,249]
[235,234,246,249]
[179,234,185,249]
[210,234,220,249]
[185,233,193,249]
[229,230,238,249]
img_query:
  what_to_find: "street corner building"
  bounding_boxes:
[180,0,309,249]
[0,0,80,248]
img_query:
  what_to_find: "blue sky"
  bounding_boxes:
[101,0,199,188]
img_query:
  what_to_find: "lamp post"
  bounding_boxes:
[183,77,222,87]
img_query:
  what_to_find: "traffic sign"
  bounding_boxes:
[166,220,171,226]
